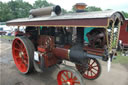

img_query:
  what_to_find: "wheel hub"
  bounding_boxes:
[63,80,72,85]
[19,51,24,58]
[88,65,92,71]
[66,81,71,85]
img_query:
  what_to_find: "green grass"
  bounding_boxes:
[0,35,15,40]
[113,52,128,64]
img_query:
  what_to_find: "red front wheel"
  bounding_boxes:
[57,67,84,85]
[12,37,35,74]
[76,58,101,80]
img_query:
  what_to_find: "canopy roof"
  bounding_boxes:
[6,10,124,27]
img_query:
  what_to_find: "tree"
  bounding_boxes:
[0,2,13,22]
[71,6,76,12]
[86,6,102,12]
[33,0,67,14]
[8,0,33,18]
[33,0,54,8]
[105,9,112,11]
[61,8,68,14]
[122,11,128,18]
[0,0,33,22]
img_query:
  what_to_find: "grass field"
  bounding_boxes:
[0,35,15,40]
[113,52,128,64]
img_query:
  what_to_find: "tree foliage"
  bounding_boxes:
[0,1,12,21]
[33,0,54,8]
[0,0,33,22]
[9,0,33,18]
[86,6,102,12]
[0,0,128,22]
[122,11,128,18]
[33,0,67,13]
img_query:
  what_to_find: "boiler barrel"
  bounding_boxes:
[53,46,103,64]
[53,47,69,60]
[30,5,61,17]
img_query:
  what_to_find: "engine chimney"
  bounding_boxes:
[74,3,87,13]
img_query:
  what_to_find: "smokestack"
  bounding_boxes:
[74,3,87,13]
[29,5,61,18]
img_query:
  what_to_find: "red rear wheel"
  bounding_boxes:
[76,58,101,80]
[12,37,34,74]
[57,67,84,85]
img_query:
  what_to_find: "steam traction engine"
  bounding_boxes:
[7,5,124,85]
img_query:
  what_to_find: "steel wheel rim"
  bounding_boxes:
[83,58,100,79]
[76,58,100,80]
[12,38,29,73]
[57,70,81,85]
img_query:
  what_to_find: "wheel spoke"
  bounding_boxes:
[61,76,66,82]
[90,60,95,66]
[14,47,21,52]
[91,71,93,76]
[20,45,25,54]
[62,81,67,83]
[15,40,20,46]
[15,41,22,49]
[22,60,28,67]
[73,81,80,84]
[90,70,96,75]
[22,63,27,71]
[71,72,73,78]
[92,65,98,68]
[73,76,77,80]
[16,58,22,64]
[63,72,69,80]
[23,53,28,58]
[92,67,98,71]
[66,71,69,78]
[19,64,23,68]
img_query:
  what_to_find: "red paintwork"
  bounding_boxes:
[84,46,105,56]
[76,58,100,80]
[37,46,46,52]
[12,38,28,73]
[15,31,24,36]
[57,70,80,85]
[119,19,128,46]
[37,35,58,68]
[53,47,69,60]
[7,18,108,27]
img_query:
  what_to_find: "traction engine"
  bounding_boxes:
[8,4,124,85]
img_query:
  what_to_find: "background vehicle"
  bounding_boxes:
[0,27,6,35]
[118,18,128,55]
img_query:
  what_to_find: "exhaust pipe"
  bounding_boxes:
[30,5,61,17]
